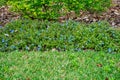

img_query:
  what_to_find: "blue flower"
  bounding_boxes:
[26,46,30,50]
[11,45,16,49]
[20,28,23,31]
[2,39,5,43]
[37,47,41,51]
[37,45,41,51]
[74,48,81,52]
[0,25,2,28]
[108,48,112,53]
[10,30,14,33]
[98,21,101,25]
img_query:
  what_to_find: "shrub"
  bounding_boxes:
[7,0,112,19]
[0,20,120,53]
[7,0,64,19]
[0,0,7,6]
[63,0,112,13]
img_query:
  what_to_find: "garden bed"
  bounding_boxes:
[0,5,120,27]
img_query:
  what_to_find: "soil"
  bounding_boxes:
[59,5,120,28]
[0,5,120,28]
[0,6,20,27]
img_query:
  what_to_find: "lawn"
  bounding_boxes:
[0,51,120,80]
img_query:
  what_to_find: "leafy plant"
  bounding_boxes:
[7,0,112,19]
[0,0,7,6]
[0,20,120,53]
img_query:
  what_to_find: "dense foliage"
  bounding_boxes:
[7,0,112,19]
[0,0,7,6]
[0,20,120,53]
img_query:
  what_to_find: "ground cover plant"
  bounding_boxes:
[0,51,120,80]
[0,20,120,53]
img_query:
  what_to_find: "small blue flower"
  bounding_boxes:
[11,45,16,49]
[2,39,5,43]
[66,21,69,26]
[0,25,2,28]
[10,30,14,33]
[108,48,112,53]
[37,47,41,51]
[74,48,81,52]
[98,21,101,25]
[37,45,41,51]
[26,46,30,50]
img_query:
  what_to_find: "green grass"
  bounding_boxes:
[0,51,120,80]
